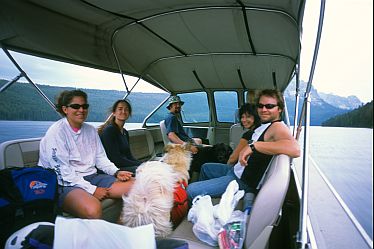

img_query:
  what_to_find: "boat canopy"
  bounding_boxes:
[0,0,305,93]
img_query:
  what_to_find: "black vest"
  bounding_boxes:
[240,121,281,191]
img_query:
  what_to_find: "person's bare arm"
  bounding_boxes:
[168,132,198,154]
[167,132,185,144]
[255,123,300,157]
[239,123,300,165]
[227,138,248,165]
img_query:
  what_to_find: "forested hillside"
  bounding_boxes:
[0,80,168,122]
[322,101,373,128]
[1,80,371,127]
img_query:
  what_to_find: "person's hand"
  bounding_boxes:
[116,170,133,181]
[239,146,252,166]
[93,187,109,201]
[190,145,199,154]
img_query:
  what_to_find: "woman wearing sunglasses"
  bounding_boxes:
[98,99,141,173]
[38,90,133,219]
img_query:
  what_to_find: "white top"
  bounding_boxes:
[233,122,273,178]
[38,118,119,194]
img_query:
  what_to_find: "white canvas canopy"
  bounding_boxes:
[0,0,305,93]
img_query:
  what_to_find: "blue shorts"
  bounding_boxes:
[58,173,116,207]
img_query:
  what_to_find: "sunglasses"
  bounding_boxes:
[66,103,90,110]
[257,103,278,109]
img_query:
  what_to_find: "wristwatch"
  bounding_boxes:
[249,141,256,153]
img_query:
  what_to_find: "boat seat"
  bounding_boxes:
[0,133,156,223]
[0,137,41,170]
[169,154,291,249]
[244,154,290,249]
[128,129,160,161]
[159,120,171,146]
[229,123,248,150]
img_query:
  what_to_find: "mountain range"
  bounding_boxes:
[284,80,364,125]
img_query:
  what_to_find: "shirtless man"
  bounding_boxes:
[187,89,300,200]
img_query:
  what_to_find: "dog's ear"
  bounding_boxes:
[182,142,192,151]
[164,144,173,153]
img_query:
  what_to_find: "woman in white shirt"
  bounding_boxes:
[39,89,133,219]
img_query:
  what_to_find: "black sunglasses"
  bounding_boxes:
[66,103,90,110]
[257,103,278,109]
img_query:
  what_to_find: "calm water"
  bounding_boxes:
[0,121,372,237]
[307,126,373,239]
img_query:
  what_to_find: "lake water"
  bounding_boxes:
[0,120,372,238]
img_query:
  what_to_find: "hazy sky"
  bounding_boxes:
[0,0,373,102]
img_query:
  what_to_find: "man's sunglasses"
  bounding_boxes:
[257,103,278,109]
[66,103,90,110]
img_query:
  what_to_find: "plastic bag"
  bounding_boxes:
[188,181,245,247]
[217,210,248,249]
[213,181,244,226]
[188,195,220,246]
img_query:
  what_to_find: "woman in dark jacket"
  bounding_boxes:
[98,100,141,173]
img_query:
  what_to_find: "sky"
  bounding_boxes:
[0,0,373,103]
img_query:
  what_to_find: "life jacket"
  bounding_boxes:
[170,180,189,228]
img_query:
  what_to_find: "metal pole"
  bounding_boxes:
[2,47,59,114]
[283,96,291,127]
[0,73,23,93]
[293,64,300,137]
[296,0,326,248]
[297,92,311,249]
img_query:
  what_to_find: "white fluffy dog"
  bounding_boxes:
[120,161,177,237]
[162,143,192,183]
[120,144,192,237]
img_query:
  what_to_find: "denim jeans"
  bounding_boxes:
[186,163,253,201]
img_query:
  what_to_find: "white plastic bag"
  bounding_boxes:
[213,180,244,226]
[188,180,245,247]
[188,195,220,246]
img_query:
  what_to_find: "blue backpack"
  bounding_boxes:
[0,166,58,247]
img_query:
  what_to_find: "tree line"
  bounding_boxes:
[0,80,168,123]
[322,101,373,128]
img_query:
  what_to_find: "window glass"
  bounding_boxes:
[145,99,170,126]
[214,91,238,123]
[179,92,209,123]
[145,92,209,125]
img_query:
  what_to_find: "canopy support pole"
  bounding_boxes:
[293,64,301,137]
[296,1,326,248]
[1,47,59,115]
[0,73,23,93]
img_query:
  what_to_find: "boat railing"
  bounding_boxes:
[293,1,326,248]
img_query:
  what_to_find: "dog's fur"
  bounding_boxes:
[190,143,233,172]
[162,143,192,183]
[120,144,192,237]
[120,161,177,237]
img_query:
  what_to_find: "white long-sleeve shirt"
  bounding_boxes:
[38,118,119,194]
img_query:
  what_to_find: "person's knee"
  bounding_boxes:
[200,163,215,175]
[187,182,203,203]
[186,184,196,201]
[81,203,102,219]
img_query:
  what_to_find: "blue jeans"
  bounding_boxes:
[186,163,253,201]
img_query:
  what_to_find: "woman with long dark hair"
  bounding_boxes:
[98,99,141,173]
